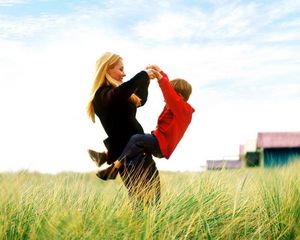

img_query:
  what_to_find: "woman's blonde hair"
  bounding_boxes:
[87,52,141,122]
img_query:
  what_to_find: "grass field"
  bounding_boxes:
[1,161,300,240]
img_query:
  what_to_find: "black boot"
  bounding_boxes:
[96,165,118,180]
[88,149,107,167]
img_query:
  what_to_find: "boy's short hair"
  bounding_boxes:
[170,78,192,101]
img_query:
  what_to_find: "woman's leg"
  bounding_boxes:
[119,154,161,207]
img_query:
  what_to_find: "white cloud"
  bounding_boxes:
[0,14,75,39]
[133,13,199,41]
[209,3,258,36]
[280,19,300,28]
[264,0,300,23]
[0,0,27,6]
[261,31,300,43]
[132,2,260,42]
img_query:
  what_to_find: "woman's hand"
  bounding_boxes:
[146,68,162,80]
[146,64,162,72]
[146,65,162,80]
[145,68,156,80]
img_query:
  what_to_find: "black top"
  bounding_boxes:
[93,70,150,163]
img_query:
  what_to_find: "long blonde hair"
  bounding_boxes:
[87,52,141,122]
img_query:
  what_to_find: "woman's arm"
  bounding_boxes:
[106,70,150,104]
[134,77,150,106]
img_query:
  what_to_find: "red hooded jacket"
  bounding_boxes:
[152,71,195,159]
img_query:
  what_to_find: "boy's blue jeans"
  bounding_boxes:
[119,134,163,167]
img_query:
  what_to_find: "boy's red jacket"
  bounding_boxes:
[152,71,195,159]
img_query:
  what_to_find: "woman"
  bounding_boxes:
[87,52,161,205]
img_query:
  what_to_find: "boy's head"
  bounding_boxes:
[170,78,192,101]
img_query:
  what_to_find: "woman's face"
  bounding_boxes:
[107,59,126,82]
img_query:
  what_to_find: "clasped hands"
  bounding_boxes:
[145,64,162,80]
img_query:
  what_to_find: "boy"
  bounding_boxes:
[98,65,195,180]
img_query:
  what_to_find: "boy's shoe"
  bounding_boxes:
[96,165,118,180]
[88,149,107,167]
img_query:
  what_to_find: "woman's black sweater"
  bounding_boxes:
[93,71,150,164]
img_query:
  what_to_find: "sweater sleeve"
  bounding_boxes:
[134,75,150,106]
[105,70,150,104]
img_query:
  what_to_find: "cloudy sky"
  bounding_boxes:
[0,0,300,173]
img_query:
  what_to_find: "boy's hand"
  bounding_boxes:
[152,69,162,80]
[145,68,162,80]
[146,64,162,72]
[145,69,156,80]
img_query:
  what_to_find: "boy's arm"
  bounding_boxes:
[147,64,191,115]
[157,71,190,116]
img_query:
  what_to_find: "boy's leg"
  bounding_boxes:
[96,134,161,181]
[118,134,161,166]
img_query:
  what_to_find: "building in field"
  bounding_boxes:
[206,159,242,170]
[207,132,300,170]
[240,140,260,167]
[256,132,300,167]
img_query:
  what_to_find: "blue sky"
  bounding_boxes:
[0,0,300,173]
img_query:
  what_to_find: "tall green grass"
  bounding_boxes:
[1,161,300,239]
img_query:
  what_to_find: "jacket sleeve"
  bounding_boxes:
[157,71,191,117]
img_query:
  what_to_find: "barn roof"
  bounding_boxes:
[257,132,300,148]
